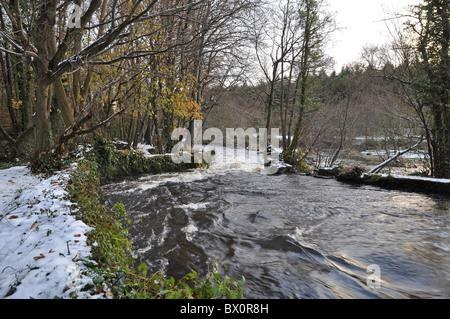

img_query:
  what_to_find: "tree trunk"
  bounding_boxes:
[32,0,57,157]
[18,57,32,132]
[279,60,286,150]
[54,79,75,127]
[433,106,450,178]
[369,139,423,174]
[144,116,153,145]
[0,52,20,136]
[285,72,307,162]
[34,81,51,156]
[284,0,313,163]
[266,63,278,133]
[283,56,296,151]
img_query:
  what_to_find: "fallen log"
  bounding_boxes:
[369,139,423,174]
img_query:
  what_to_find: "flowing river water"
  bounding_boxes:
[102,150,449,299]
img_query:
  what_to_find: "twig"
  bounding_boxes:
[1,265,16,274]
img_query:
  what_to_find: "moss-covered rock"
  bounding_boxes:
[336,166,366,182]
[316,166,342,177]
[91,135,197,184]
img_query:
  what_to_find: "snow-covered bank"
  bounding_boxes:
[366,173,450,195]
[384,174,450,184]
[333,166,450,195]
[0,166,99,299]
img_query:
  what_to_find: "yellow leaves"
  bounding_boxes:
[186,100,204,120]
[11,99,23,110]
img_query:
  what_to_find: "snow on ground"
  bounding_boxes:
[361,149,428,160]
[0,166,101,299]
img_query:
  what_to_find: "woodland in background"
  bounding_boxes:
[0,0,448,178]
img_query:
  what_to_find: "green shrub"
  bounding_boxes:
[92,134,116,167]
[67,158,132,270]
[115,263,246,299]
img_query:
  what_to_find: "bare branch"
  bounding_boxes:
[0,123,15,144]
[54,0,207,80]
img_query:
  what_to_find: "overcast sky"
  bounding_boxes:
[327,0,422,72]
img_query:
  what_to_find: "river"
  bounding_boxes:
[102,150,449,299]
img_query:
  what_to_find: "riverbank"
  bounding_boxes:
[313,166,450,195]
[0,137,200,299]
[0,137,245,299]
[2,138,447,298]
[0,165,96,299]
[101,159,450,299]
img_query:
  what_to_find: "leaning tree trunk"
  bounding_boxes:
[369,139,423,174]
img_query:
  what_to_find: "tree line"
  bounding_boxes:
[0,0,448,178]
[0,0,257,159]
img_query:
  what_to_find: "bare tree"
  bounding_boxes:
[0,0,206,158]
[251,0,303,137]
[283,0,336,163]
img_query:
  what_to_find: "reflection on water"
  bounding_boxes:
[103,167,449,299]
